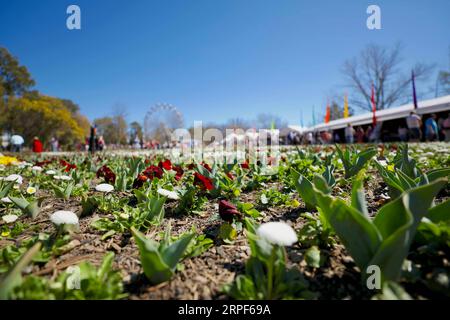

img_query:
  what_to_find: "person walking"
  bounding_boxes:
[345,123,355,144]
[89,126,97,153]
[50,137,59,152]
[406,111,422,142]
[355,127,365,143]
[32,136,43,153]
[98,136,105,151]
[425,114,439,141]
[443,113,450,142]
[398,125,408,142]
[10,134,24,152]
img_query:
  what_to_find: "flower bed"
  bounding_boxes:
[0,143,449,300]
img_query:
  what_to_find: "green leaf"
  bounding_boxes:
[218,223,237,244]
[428,199,450,223]
[305,246,322,268]
[0,242,42,299]
[131,227,172,284]
[314,191,382,271]
[161,232,194,270]
[370,178,447,282]
[0,180,14,198]
[293,172,317,210]
[351,174,368,217]
[372,281,412,300]
[9,196,40,219]
[427,168,450,182]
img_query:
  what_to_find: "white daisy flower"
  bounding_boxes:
[95,183,114,193]
[257,221,298,246]
[54,175,72,181]
[50,210,79,227]
[378,160,388,167]
[1,197,12,203]
[157,188,179,200]
[31,166,43,172]
[5,174,23,185]
[45,170,56,175]
[2,214,18,224]
[26,186,37,195]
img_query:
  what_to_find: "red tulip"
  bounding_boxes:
[158,159,172,171]
[194,172,214,191]
[96,165,116,184]
[219,200,241,222]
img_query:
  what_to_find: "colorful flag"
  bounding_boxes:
[270,119,275,130]
[343,94,349,118]
[412,70,418,109]
[312,105,316,126]
[371,84,377,126]
[324,99,331,123]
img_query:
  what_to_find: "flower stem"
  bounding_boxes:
[267,246,276,300]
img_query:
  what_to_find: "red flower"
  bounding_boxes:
[158,159,172,171]
[133,174,148,188]
[96,165,116,184]
[35,159,53,167]
[143,165,163,179]
[188,162,211,172]
[173,165,184,181]
[202,162,212,172]
[60,159,77,172]
[219,200,241,222]
[187,163,195,170]
[240,161,250,169]
[194,172,214,191]
[226,172,234,180]
[132,165,164,188]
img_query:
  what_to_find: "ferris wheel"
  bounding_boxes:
[143,103,184,144]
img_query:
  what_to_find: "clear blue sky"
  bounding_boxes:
[1,0,449,127]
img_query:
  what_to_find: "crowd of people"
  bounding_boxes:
[288,112,450,145]
[1,133,61,153]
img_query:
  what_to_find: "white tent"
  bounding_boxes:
[307,95,450,132]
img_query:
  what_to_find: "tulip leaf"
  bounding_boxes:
[427,199,450,223]
[0,242,42,299]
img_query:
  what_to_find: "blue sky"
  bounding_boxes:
[1,0,449,127]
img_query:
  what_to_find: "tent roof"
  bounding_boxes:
[308,95,450,132]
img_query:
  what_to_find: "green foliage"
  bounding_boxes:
[0,242,41,299]
[0,47,35,98]
[131,225,194,284]
[8,195,40,219]
[259,188,299,208]
[7,252,126,300]
[314,176,448,284]
[0,180,14,199]
[393,144,420,179]
[335,145,377,178]
[223,225,314,300]
[50,182,74,200]
[291,170,334,210]
[371,281,412,300]
[175,185,207,215]
[376,161,450,199]
[297,212,335,248]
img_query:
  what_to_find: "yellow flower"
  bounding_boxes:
[387,164,395,172]
[26,186,37,195]
[0,156,18,166]
[1,230,10,237]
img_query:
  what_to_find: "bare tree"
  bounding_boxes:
[342,43,434,111]
[255,113,287,129]
[225,117,250,130]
